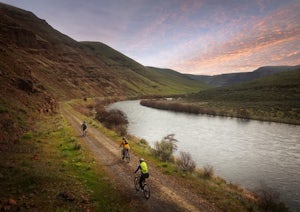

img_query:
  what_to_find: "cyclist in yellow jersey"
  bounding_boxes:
[120,137,130,160]
[134,158,149,190]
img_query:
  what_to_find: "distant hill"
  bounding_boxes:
[191,68,300,101]
[188,69,300,124]
[186,65,300,87]
[0,3,206,141]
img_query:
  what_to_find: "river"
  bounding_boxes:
[109,100,300,211]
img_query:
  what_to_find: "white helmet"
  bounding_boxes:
[139,158,144,162]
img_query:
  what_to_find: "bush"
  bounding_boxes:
[236,108,250,119]
[152,134,177,162]
[73,143,81,150]
[203,164,214,178]
[140,139,148,145]
[95,104,128,135]
[256,184,289,211]
[176,151,196,172]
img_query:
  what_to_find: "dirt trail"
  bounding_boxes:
[61,106,221,212]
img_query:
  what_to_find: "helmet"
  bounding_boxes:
[139,158,144,162]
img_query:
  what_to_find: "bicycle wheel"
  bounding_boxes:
[143,184,150,199]
[134,176,140,191]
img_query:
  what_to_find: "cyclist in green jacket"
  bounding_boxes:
[134,158,149,190]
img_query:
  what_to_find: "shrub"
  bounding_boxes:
[152,134,177,162]
[256,184,289,211]
[236,108,250,119]
[176,151,196,172]
[140,139,148,145]
[203,164,214,178]
[95,104,128,135]
[73,143,81,150]
[113,125,127,136]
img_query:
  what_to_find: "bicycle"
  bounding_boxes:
[134,174,150,199]
[121,149,130,163]
[82,129,87,137]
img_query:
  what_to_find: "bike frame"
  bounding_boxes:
[134,174,150,199]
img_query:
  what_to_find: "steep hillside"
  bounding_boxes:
[145,66,209,92]
[81,42,208,95]
[0,3,206,142]
[186,65,300,87]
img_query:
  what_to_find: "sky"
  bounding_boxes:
[2,0,300,75]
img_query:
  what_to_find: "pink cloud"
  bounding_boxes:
[171,2,300,74]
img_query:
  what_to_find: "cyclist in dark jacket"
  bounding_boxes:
[81,121,87,136]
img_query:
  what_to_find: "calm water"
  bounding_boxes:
[109,100,300,211]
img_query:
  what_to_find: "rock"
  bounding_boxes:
[57,191,75,202]
[17,78,35,93]
[8,198,16,205]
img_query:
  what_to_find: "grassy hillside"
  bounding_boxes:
[188,69,300,124]
[145,66,209,93]
[81,42,208,95]
[0,3,206,142]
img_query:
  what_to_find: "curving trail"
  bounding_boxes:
[61,105,220,212]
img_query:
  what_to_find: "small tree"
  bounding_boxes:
[176,151,196,172]
[152,134,177,162]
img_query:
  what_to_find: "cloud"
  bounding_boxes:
[169,1,300,74]
[2,0,299,74]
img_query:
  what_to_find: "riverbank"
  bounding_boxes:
[140,99,300,125]
[72,98,293,211]
[109,99,299,211]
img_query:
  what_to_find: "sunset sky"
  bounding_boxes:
[2,0,300,75]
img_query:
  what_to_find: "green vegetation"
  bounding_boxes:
[152,134,178,162]
[190,69,300,124]
[0,114,131,211]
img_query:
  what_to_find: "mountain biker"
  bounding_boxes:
[81,121,87,136]
[120,137,130,160]
[134,158,149,190]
